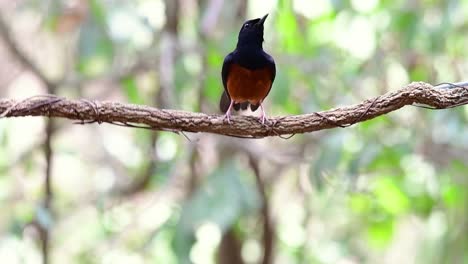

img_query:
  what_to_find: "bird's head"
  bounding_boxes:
[237,14,268,49]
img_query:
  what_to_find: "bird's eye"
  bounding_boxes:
[244,23,250,28]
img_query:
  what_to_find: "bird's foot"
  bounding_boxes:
[223,100,235,124]
[223,112,232,124]
[259,104,268,125]
[259,113,268,125]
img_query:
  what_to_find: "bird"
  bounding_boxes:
[219,14,276,124]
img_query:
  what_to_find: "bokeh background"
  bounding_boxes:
[1,0,468,263]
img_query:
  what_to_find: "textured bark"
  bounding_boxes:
[1,82,467,138]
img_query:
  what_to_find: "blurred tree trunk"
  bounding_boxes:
[236,0,247,20]
[249,156,274,264]
[217,229,244,264]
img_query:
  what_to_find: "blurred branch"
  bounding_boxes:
[217,229,244,264]
[158,0,179,108]
[41,120,54,264]
[236,0,248,19]
[0,14,58,264]
[200,0,224,36]
[249,156,274,264]
[0,15,59,89]
[1,82,468,138]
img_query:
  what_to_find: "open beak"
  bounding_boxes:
[258,14,268,26]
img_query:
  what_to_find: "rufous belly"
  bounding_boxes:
[227,64,272,105]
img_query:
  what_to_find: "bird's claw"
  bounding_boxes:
[259,105,268,125]
[259,115,268,125]
[223,113,232,124]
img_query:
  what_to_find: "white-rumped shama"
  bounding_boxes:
[219,14,276,124]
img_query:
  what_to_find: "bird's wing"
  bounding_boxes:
[222,52,235,91]
[262,51,276,98]
[220,52,235,112]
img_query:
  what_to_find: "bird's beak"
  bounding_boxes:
[258,14,268,26]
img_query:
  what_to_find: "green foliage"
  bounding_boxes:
[173,161,259,263]
[121,77,143,104]
[374,177,409,216]
[2,0,468,263]
[367,217,394,248]
[77,1,114,77]
[277,0,303,53]
[77,22,114,76]
[204,45,224,102]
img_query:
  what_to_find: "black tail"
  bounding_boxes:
[219,91,230,113]
[240,102,249,110]
[219,91,255,112]
[233,102,248,111]
[250,103,260,111]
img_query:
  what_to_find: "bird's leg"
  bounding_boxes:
[224,100,235,124]
[259,103,267,124]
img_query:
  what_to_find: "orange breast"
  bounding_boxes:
[227,64,273,105]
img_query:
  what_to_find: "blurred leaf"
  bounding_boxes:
[367,217,394,248]
[348,144,380,175]
[349,193,372,214]
[205,45,227,103]
[306,14,336,52]
[121,76,143,104]
[442,183,463,208]
[173,161,260,263]
[43,14,59,31]
[283,98,301,114]
[277,0,303,53]
[207,45,223,67]
[373,177,409,215]
[9,202,34,236]
[205,72,222,103]
[77,2,113,77]
[359,115,392,133]
[368,144,409,171]
[270,70,290,108]
[151,226,178,264]
[409,65,430,82]
[89,0,107,25]
[393,10,419,47]
[411,192,435,217]
[310,132,343,190]
[175,59,190,94]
